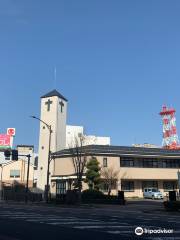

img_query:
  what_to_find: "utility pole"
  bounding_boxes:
[0,165,3,201]
[25,154,31,203]
[31,116,52,203]
[46,125,51,203]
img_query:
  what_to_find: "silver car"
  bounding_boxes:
[143,188,163,199]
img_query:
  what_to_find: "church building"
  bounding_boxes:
[37,90,68,191]
[37,90,180,198]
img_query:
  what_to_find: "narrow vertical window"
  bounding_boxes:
[103,158,107,167]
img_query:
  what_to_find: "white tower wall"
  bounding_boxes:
[37,90,67,191]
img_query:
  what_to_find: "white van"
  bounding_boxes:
[143,188,163,199]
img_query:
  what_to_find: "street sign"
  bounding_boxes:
[7,128,16,136]
[0,134,10,148]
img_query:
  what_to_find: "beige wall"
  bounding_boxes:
[54,155,179,180]
[52,155,179,197]
[119,167,179,180]
[0,160,34,187]
[54,156,120,176]
[54,157,75,176]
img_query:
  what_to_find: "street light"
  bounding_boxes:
[30,115,52,203]
[0,164,3,200]
[178,170,180,196]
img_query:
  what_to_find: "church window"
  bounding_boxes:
[45,99,53,111]
[103,158,107,167]
[59,101,64,113]
[121,181,134,192]
[163,181,177,192]
[121,158,134,167]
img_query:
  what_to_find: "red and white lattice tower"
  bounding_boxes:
[160,105,180,149]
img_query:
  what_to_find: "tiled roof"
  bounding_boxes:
[52,145,180,158]
[41,89,68,102]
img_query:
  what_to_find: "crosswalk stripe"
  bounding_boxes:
[73,225,135,229]
[0,209,179,238]
[107,230,132,234]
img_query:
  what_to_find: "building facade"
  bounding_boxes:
[0,145,35,188]
[66,125,110,147]
[37,90,68,191]
[50,145,180,198]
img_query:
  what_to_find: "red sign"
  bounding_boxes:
[7,128,15,136]
[0,134,10,148]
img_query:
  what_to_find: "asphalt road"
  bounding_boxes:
[0,200,179,240]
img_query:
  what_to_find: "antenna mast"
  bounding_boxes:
[160,105,180,149]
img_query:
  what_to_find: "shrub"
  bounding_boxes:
[82,189,105,199]
[163,201,180,211]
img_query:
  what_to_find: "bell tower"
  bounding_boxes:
[37,89,68,191]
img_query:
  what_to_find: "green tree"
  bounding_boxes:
[85,157,101,190]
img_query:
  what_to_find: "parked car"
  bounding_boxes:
[143,188,163,199]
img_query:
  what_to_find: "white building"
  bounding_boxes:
[66,125,110,147]
[132,143,160,148]
[37,90,68,191]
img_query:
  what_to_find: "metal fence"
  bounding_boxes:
[2,186,42,202]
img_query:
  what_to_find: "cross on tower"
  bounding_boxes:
[45,99,53,111]
[59,100,64,113]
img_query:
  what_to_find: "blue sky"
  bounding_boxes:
[1,0,180,151]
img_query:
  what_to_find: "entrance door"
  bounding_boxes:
[56,180,66,200]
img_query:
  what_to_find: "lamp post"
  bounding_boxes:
[0,164,3,200]
[178,170,180,196]
[31,116,52,203]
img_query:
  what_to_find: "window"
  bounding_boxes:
[143,159,153,168]
[10,170,20,178]
[163,181,177,192]
[103,158,107,167]
[78,133,82,138]
[120,158,134,167]
[34,156,38,170]
[121,181,134,192]
[142,181,158,191]
[120,157,180,169]
[152,160,158,168]
[56,180,66,195]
